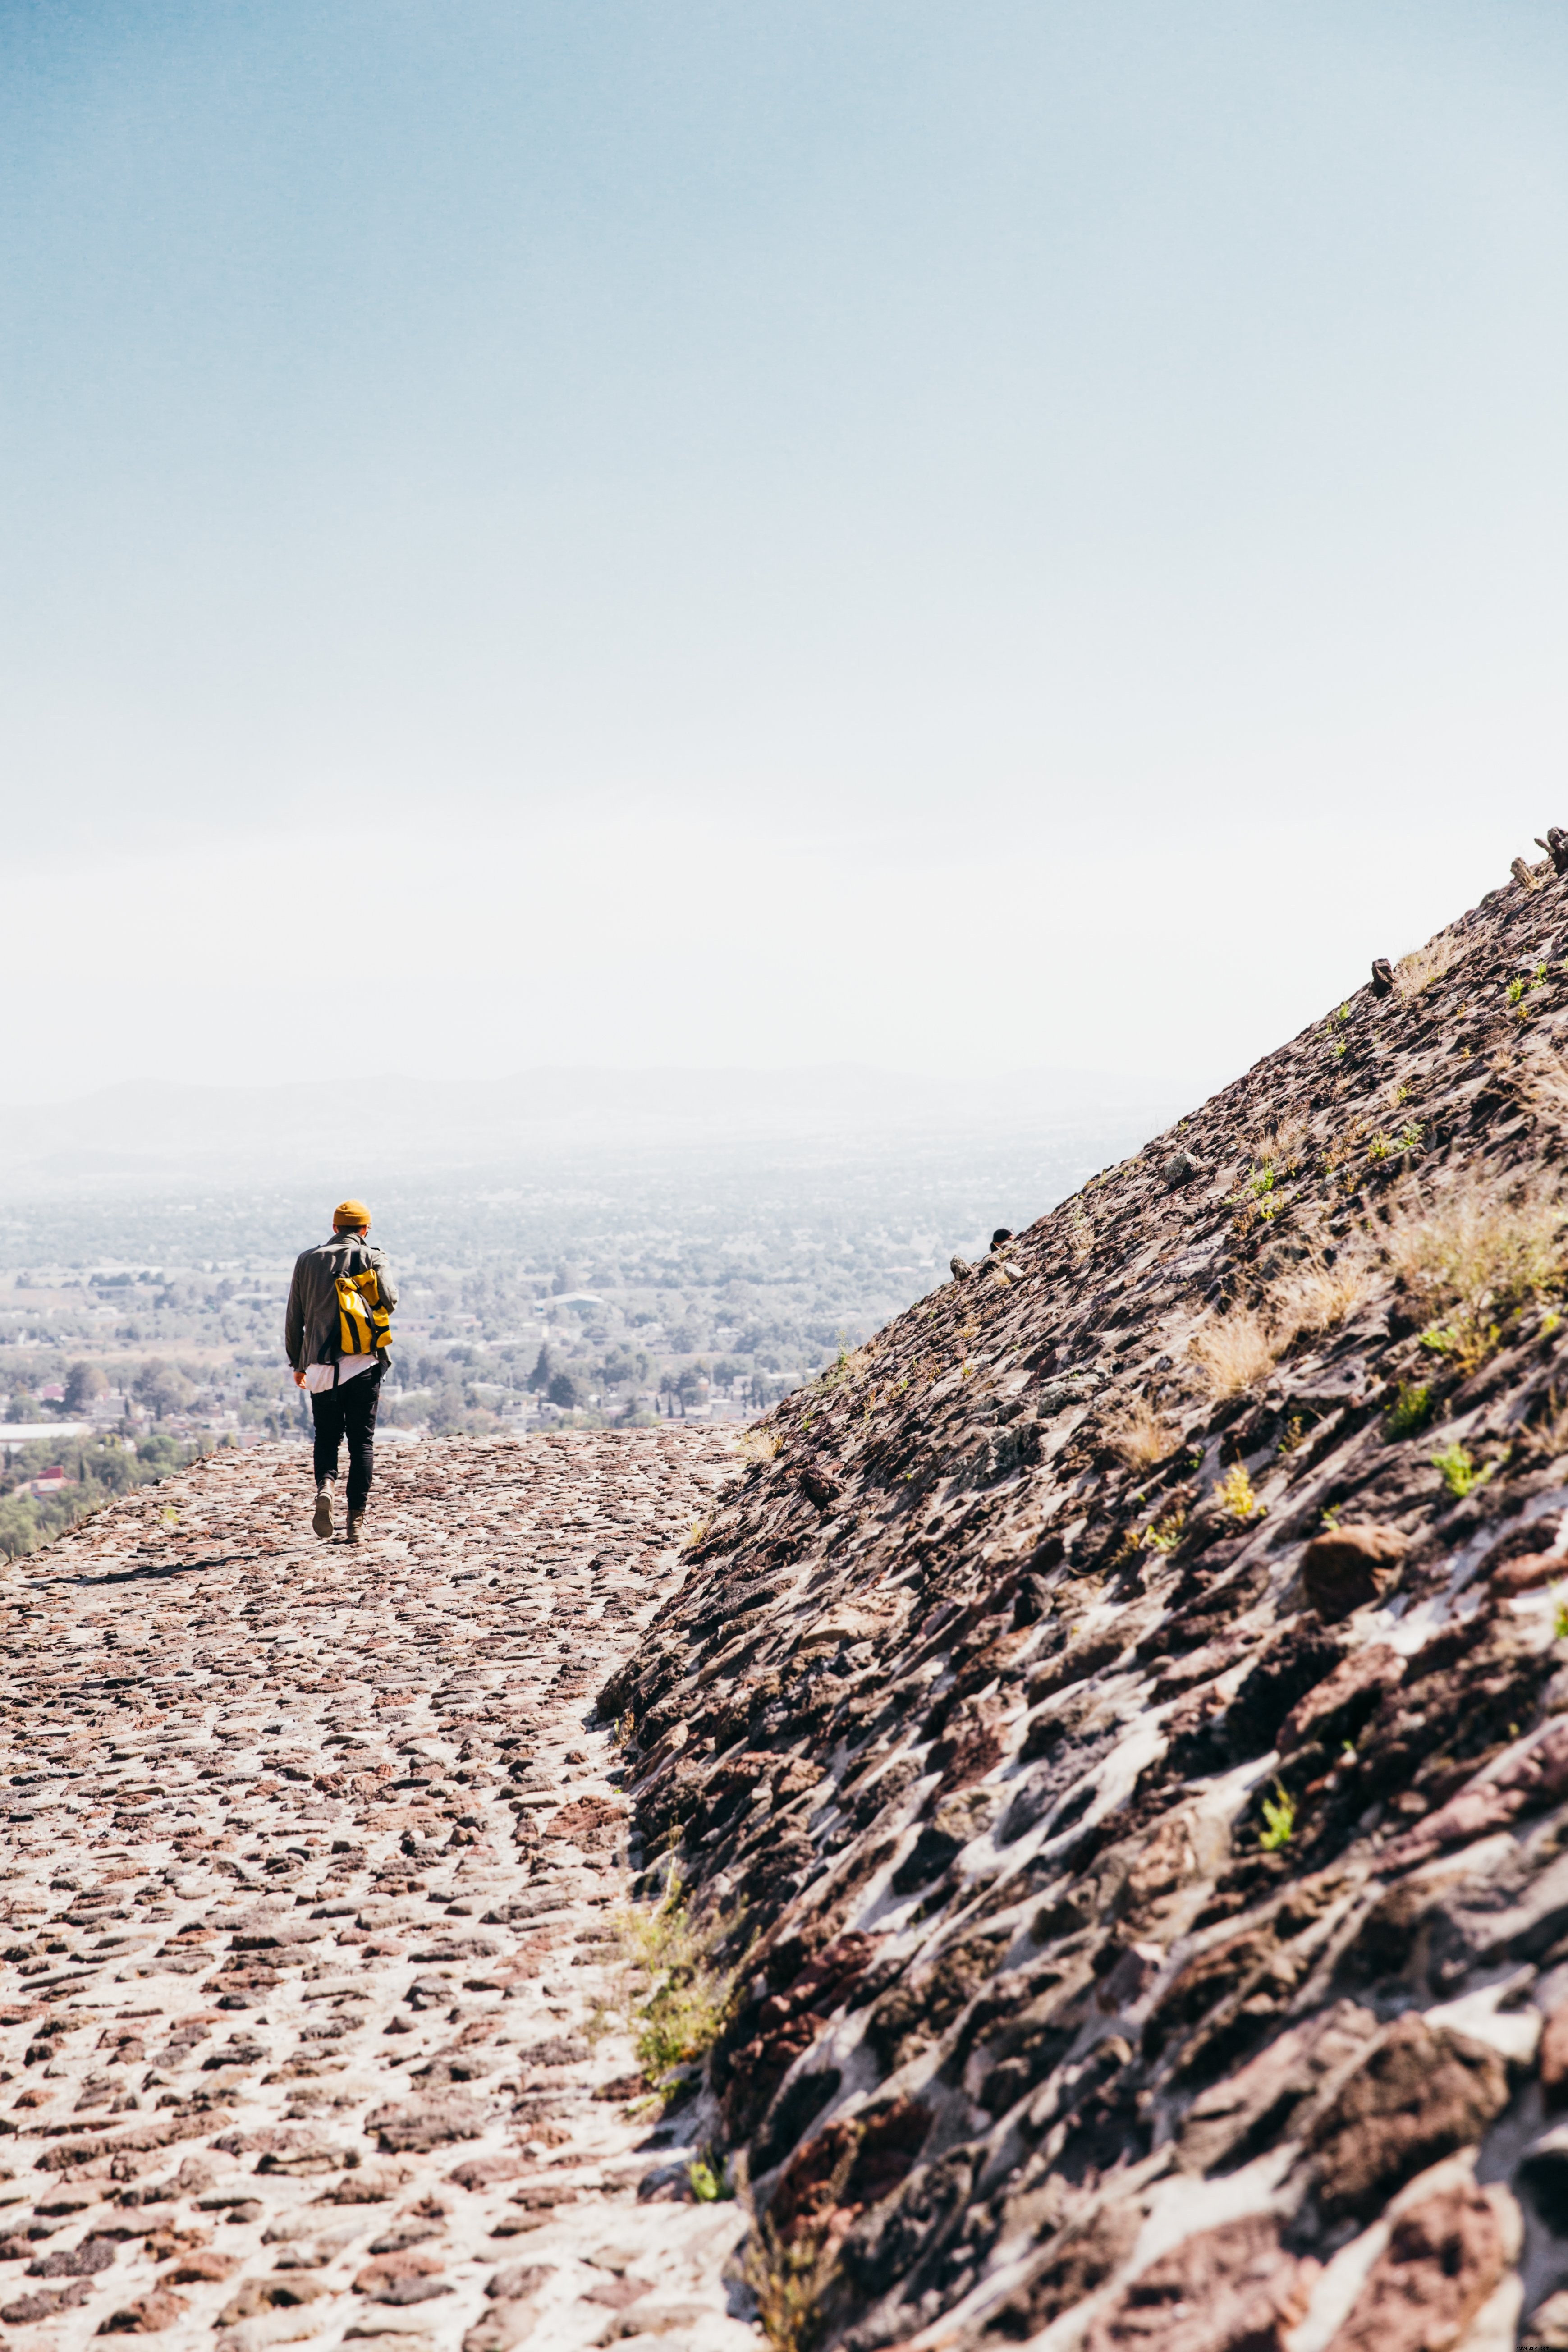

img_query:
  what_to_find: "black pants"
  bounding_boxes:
[311,1366,381,1515]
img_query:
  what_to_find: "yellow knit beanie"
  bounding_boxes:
[333,1199,371,1230]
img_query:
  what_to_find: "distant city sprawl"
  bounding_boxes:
[0,1107,1179,1554]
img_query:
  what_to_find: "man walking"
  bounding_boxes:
[284,1200,397,1544]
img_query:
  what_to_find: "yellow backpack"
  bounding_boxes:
[335,1265,392,1358]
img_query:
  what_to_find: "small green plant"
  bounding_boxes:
[609,1881,736,2087]
[744,2209,838,2352]
[1332,1038,1348,1059]
[1144,1509,1187,1554]
[1431,1442,1494,1500]
[1320,1503,1343,1531]
[1392,1084,1409,1108]
[1385,1382,1434,1439]
[1367,1132,1393,1161]
[1397,1120,1425,1151]
[1277,1414,1307,1455]
[1250,1165,1277,1197]
[1544,1311,1562,1339]
[1420,1319,1501,1376]
[1509,974,1528,1006]
[1259,1781,1295,1850]
[1339,1740,1357,1762]
[688,2153,733,2202]
[1214,1462,1261,1521]
[1554,1587,1568,1643]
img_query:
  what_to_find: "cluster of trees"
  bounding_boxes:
[0,1430,192,1560]
[3,1356,303,1441]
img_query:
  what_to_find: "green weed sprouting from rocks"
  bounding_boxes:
[1554,1588,1568,1643]
[604,1880,737,2088]
[1430,1442,1494,1501]
[1144,1510,1186,1554]
[1386,1382,1434,1440]
[744,2215,832,2352]
[1259,1782,1295,1851]
[1214,1463,1261,1521]
[688,2152,734,2203]
[742,2135,858,2352]
[1380,1174,1568,1376]
[1368,1123,1424,1162]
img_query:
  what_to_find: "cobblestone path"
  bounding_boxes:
[0,1429,755,2352]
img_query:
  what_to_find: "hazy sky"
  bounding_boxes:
[4,2,1567,1102]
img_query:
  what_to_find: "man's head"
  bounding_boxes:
[333,1198,371,1236]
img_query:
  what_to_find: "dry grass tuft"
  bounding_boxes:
[738,1427,785,1463]
[744,2206,840,2352]
[1104,1395,1178,1469]
[1374,1175,1566,1370]
[1516,1043,1568,1125]
[1246,1113,1309,1170]
[1187,1172,1567,1403]
[1270,1237,1378,1335]
[1190,1233,1379,1399]
[1188,1307,1282,1398]
[1394,930,1460,999]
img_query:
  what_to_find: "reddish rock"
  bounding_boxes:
[365,2093,489,2153]
[1083,2212,1317,2351]
[767,2100,931,2247]
[1179,2000,1378,2175]
[96,2290,190,2334]
[160,2252,236,2284]
[449,2154,527,2189]
[545,1796,623,1850]
[27,2234,116,2278]
[1383,1717,1568,1871]
[1480,1514,1562,1586]
[1302,1526,1408,1622]
[1308,2015,1510,2221]
[1278,1644,1405,1755]
[986,2201,1142,2342]
[354,2249,447,2290]
[1541,2001,1568,2111]
[219,2277,330,2322]
[1323,2180,1514,2352]
[3,2278,94,2324]
[1492,1550,1564,1597]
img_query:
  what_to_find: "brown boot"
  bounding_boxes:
[346,1511,365,1545]
[312,1485,334,1539]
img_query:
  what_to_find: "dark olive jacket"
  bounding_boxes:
[284,1232,398,1372]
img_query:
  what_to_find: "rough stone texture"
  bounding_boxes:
[1081,2213,1317,2351]
[1301,1525,1409,1622]
[0,1429,755,2352]
[1308,2016,1511,2221]
[1324,2178,1515,2352]
[605,853,1568,2348]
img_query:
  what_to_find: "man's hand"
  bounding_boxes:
[293,1370,306,1389]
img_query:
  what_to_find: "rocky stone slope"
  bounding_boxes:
[0,1428,750,2352]
[609,848,1568,2351]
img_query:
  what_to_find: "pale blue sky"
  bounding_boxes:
[3,3,1567,1098]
